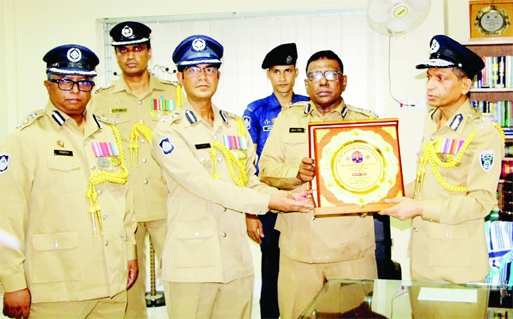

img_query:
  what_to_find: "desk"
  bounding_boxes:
[300,278,513,319]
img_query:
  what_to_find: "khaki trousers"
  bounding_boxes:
[278,253,377,319]
[126,219,167,319]
[163,275,254,319]
[30,290,127,319]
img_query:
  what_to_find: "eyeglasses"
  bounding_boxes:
[184,66,218,75]
[49,78,95,92]
[307,70,342,82]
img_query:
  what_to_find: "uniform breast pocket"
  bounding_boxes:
[175,221,216,268]
[427,225,470,267]
[47,156,83,193]
[31,232,79,283]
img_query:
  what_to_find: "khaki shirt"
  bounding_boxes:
[151,102,279,283]
[259,99,378,263]
[92,74,178,222]
[0,102,136,303]
[410,100,504,283]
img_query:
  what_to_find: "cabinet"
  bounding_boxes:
[463,38,513,213]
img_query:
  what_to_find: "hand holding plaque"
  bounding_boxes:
[308,118,404,216]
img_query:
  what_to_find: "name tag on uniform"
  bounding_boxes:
[195,143,211,149]
[110,108,127,114]
[289,127,305,133]
[263,125,273,132]
[54,150,73,156]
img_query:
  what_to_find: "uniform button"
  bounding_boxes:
[42,109,46,112]
[213,135,218,140]
[217,157,222,162]
[16,124,21,128]
[139,119,145,124]
[90,165,96,170]
[23,119,28,124]
[223,207,227,212]
[140,139,145,143]
[312,216,316,221]
[142,158,147,163]
[138,100,143,105]
[144,180,149,185]
[194,232,199,237]
[104,241,109,246]
[116,114,120,118]
[83,142,87,146]
[257,209,262,214]
[222,233,227,237]
[103,215,108,220]
[446,232,449,237]
[64,166,69,171]
[200,158,206,162]
[413,227,418,232]
[97,190,103,195]
[30,113,36,118]
[430,136,435,141]
[291,140,295,144]
[54,241,59,249]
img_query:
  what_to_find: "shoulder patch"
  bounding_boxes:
[0,154,9,174]
[345,104,379,119]
[15,110,46,130]
[94,82,114,94]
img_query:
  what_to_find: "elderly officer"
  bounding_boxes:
[258,50,379,319]
[380,35,504,283]
[92,21,180,318]
[243,42,309,319]
[0,44,137,319]
[150,34,314,319]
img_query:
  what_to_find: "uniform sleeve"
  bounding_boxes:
[422,127,504,225]
[243,105,260,147]
[258,111,304,190]
[151,122,273,215]
[124,178,137,260]
[0,134,34,292]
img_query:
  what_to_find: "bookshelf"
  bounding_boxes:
[463,38,513,214]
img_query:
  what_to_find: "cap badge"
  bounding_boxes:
[121,26,133,37]
[286,55,292,64]
[67,48,82,63]
[192,38,206,51]
[430,39,440,54]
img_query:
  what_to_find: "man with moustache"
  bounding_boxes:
[258,50,379,318]
[93,21,180,319]
[243,43,309,319]
[379,35,504,284]
[0,44,137,319]
[151,34,314,319]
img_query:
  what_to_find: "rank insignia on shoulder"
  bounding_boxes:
[0,154,9,174]
[480,150,495,172]
[163,111,182,124]
[16,111,45,129]
[449,114,463,131]
[159,137,175,155]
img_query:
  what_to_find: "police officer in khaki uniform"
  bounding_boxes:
[258,50,379,319]
[92,21,180,319]
[380,35,504,284]
[150,34,314,319]
[0,44,137,319]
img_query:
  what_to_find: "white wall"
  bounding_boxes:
[0,0,472,280]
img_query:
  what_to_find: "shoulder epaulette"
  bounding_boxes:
[97,115,119,125]
[345,104,379,119]
[158,78,179,86]
[94,82,114,94]
[288,101,310,108]
[162,111,182,125]
[15,109,46,130]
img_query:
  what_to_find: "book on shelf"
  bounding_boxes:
[472,55,513,89]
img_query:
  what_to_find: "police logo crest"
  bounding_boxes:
[480,150,495,171]
[121,26,133,37]
[192,38,206,51]
[159,137,175,155]
[67,48,82,63]
[0,154,9,174]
